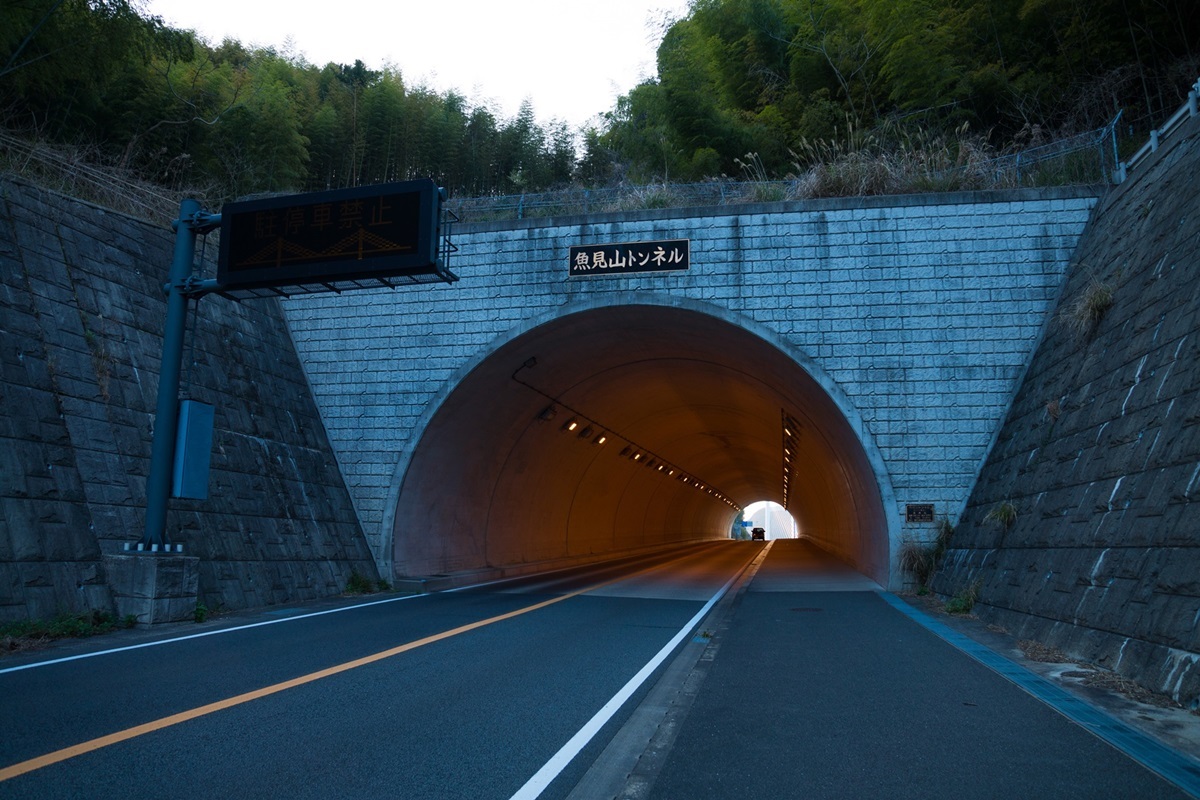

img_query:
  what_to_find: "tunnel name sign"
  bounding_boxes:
[569,239,689,278]
[217,179,444,292]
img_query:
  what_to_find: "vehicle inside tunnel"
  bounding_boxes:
[741,500,798,540]
[390,302,896,588]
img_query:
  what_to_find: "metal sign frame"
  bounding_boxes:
[138,182,455,549]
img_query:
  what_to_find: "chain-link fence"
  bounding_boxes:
[446,117,1122,224]
[976,117,1121,187]
[3,113,1126,229]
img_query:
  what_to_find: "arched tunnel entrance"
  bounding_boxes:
[389,302,897,588]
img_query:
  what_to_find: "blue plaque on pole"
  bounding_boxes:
[173,400,214,500]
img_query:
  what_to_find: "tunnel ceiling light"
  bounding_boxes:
[513,367,740,507]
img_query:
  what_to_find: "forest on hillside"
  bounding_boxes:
[2,0,1197,203]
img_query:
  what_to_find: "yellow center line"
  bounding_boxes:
[1,591,563,780]
[0,554,694,783]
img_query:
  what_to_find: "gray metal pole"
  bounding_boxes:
[140,198,201,548]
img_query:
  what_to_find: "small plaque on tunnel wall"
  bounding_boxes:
[569,239,689,277]
[905,504,935,523]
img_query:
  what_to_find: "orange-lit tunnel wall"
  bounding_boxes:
[389,303,897,586]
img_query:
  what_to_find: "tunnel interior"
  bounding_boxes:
[391,303,893,586]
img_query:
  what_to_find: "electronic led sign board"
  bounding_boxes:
[217,179,452,297]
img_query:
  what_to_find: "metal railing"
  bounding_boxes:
[445,181,805,223]
[1115,76,1200,183]
[0,131,189,225]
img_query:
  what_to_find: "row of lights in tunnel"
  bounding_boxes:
[782,410,801,511]
[514,358,741,511]
[552,410,739,510]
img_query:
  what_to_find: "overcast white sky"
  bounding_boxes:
[143,0,691,129]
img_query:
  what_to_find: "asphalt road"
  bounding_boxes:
[0,542,752,800]
[649,590,1192,799]
[643,540,1197,799]
[2,540,1197,799]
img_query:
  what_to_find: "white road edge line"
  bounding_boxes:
[0,545,727,676]
[0,593,423,676]
[507,572,738,800]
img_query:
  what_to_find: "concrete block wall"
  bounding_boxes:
[933,115,1200,707]
[0,178,376,621]
[281,187,1098,567]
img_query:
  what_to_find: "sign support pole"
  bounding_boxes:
[139,199,217,549]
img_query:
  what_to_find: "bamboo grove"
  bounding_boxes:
[2,0,1197,201]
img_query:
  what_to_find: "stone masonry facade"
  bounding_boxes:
[0,178,376,621]
[933,115,1200,708]
[281,187,1098,570]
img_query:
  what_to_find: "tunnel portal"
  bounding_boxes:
[390,304,895,587]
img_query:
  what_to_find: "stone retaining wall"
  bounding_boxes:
[933,115,1200,708]
[0,178,376,622]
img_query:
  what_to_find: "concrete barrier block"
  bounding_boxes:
[104,553,199,624]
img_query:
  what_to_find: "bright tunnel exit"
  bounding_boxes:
[740,501,798,540]
[387,301,898,588]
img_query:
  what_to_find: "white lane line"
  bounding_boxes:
[507,572,739,800]
[0,593,423,676]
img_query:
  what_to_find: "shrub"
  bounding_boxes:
[945,580,982,614]
[0,609,134,650]
[899,516,955,590]
[899,541,939,587]
[345,570,378,595]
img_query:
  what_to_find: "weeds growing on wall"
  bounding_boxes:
[984,500,1018,531]
[900,516,955,591]
[1061,277,1115,338]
